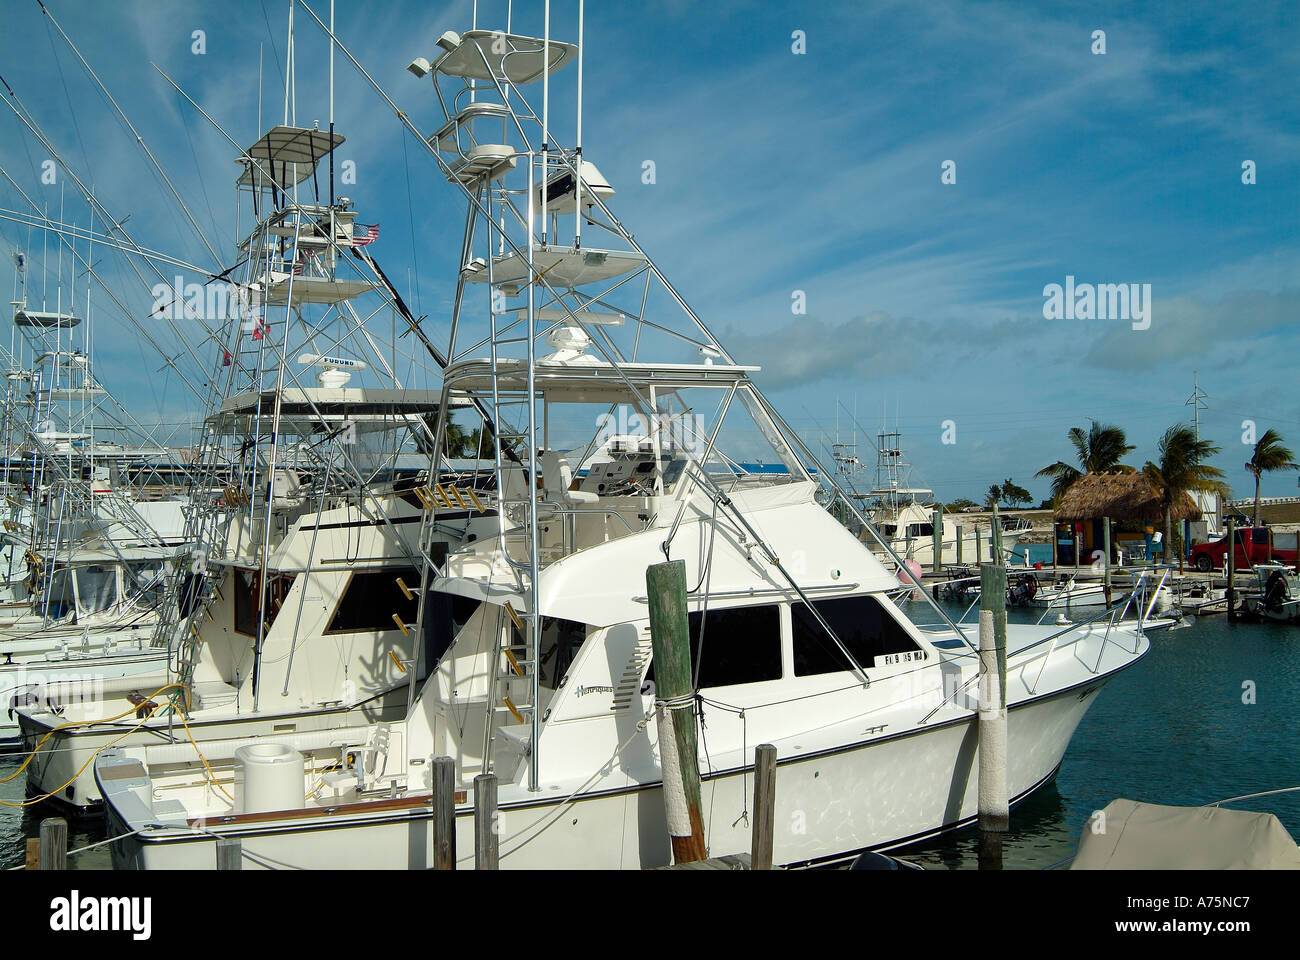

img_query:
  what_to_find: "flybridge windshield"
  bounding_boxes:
[446,374,809,494]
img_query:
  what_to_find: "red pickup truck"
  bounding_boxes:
[1189,527,1299,572]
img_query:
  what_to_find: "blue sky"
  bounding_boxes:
[0,0,1297,502]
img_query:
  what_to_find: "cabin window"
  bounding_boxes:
[1252,529,1268,545]
[75,565,118,616]
[326,566,421,634]
[644,604,783,689]
[233,569,294,637]
[504,614,590,690]
[538,617,588,689]
[423,590,482,668]
[791,594,924,676]
[46,569,76,620]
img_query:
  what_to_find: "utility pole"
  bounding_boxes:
[1185,371,1208,444]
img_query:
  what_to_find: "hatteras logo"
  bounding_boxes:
[49,890,151,941]
[1042,275,1152,330]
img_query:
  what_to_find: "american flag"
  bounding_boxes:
[352,223,380,247]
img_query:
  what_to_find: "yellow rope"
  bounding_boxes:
[0,682,192,807]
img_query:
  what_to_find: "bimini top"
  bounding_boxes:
[433,30,577,84]
[443,358,760,405]
[13,309,81,328]
[209,387,458,435]
[237,125,346,189]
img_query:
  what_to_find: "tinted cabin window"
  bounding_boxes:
[423,590,482,668]
[1252,529,1268,545]
[326,566,420,633]
[505,615,589,690]
[645,604,783,689]
[792,595,924,676]
[233,569,293,637]
[538,617,588,689]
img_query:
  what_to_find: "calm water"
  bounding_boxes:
[2,607,1296,871]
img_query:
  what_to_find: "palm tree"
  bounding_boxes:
[1035,420,1135,503]
[1246,428,1299,526]
[1141,423,1227,567]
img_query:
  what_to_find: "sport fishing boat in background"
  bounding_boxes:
[97,8,1152,869]
[862,430,1029,566]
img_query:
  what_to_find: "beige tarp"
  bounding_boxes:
[1071,798,1300,869]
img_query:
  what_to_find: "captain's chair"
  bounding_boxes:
[539,451,599,508]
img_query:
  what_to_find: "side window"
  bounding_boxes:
[326,566,420,633]
[233,569,294,637]
[538,617,588,689]
[1252,529,1268,545]
[506,615,590,690]
[792,594,925,676]
[645,604,782,689]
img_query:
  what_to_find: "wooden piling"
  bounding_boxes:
[39,818,66,871]
[1102,515,1113,606]
[215,836,241,870]
[646,559,707,864]
[474,772,499,870]
[24,838,39,871]
[1226,519,1236,623]
[975,525,982,565]
[931,506,943,576]
[432,755,457,870]
[978,563,1008,870]
[751,744,777,870]
[991,503,1003,564]
[955,523,963,566]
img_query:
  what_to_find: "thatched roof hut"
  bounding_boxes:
[1054,472,1202,523]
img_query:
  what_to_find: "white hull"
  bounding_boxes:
[19,687,412,809]
[0,649,167,742]
[103,672,1119,869]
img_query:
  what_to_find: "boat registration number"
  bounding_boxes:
[875,650,929,667]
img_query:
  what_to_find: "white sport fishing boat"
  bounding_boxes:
[95,10,1150,869]
[1,248,194,744]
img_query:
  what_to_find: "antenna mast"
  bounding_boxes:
[1185,371,1208,443]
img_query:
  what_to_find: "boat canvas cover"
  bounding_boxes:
[1071,798,1300,869]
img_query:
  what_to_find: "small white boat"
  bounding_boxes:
[1242,564,1300,623]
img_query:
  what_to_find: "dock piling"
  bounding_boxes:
[216,836,241,870]
[932,506,942,576]
[646,559,707,864]
[751,743,777,870]
[1226,519,1236,622]
[978,563,1009,870]
[433,755,457,870]
[474,772,499,869]
[1102,515,1113,606]
[39,818,66,871]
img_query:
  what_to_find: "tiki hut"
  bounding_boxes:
[1053,472,1202,564]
